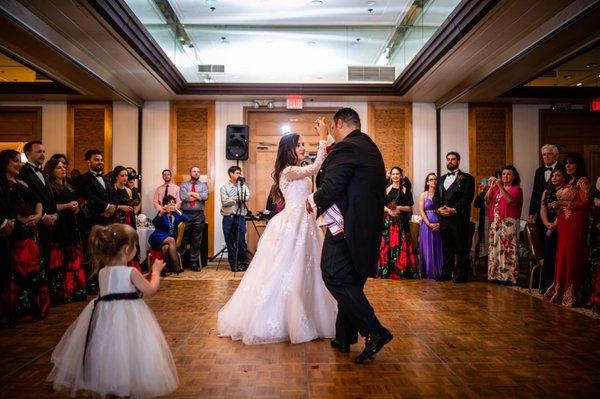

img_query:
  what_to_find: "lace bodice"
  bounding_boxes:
[278,140,328,207]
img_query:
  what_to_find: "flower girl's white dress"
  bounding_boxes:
[47,266,178,398]
[218,140,337,344]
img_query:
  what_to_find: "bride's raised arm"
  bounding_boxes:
[281,140,328,181]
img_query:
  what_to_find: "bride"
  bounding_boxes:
[217,118,337,344]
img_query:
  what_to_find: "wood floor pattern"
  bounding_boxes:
[0,277,599,398]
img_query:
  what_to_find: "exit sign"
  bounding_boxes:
[287,96,303,109]
[591,98,600,111]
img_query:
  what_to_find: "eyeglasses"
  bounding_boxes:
[428,178,438,181]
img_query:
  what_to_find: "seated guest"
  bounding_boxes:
[539,166,567,293]
[377,166,418,279]
[112,165,141,272]
[44,158,86,303]
[220,166,250,272]
[126,170,142,214]
[544,153,591,307]
[418,173,443,279]
[148,195,186,273]
[153,169,180,213]
[0,149,49,325]
[485,165,523,284]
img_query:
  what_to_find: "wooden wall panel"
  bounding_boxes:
[469,103,512,217]
[170,101,215,255]
[0,106,42,145]
[367,102,412,179]
[67,103,112,172]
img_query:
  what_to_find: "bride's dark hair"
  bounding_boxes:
[269,133,300,205]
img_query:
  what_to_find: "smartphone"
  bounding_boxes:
[480,177,488,185]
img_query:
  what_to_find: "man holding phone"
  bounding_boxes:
[220,166,251,272]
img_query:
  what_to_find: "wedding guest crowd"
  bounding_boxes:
[0,143,149,329]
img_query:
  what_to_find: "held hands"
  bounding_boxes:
[429,222,440,231]
[313,117,331,140]
[437,206,456,217]
[306,199,314,214]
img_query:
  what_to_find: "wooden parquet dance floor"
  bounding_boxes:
[1,268,599,398]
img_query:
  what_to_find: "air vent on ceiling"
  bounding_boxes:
[347,65,395,82]
[197,64,225,73]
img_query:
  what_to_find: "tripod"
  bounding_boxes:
[212,176,253,271]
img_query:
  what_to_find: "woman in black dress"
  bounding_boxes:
[45,158,86,303]
[0,149,49,325]
[112,165,141,272]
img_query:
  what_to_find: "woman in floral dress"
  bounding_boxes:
[485,165,523,284]
[377,166,418,279]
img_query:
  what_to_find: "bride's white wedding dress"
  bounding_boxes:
[218,140,337,344]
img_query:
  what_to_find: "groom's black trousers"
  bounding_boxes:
[320,231,384,344]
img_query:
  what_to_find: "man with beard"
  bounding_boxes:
[74,150,117,293]
[433,152,475,283]
[19,141,58,279]
[153,169,181,213]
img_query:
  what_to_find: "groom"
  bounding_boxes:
[307,108,393,364]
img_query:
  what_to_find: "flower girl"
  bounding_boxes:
[47,223,179,398]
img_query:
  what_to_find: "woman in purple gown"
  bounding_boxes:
[418,173,444,279]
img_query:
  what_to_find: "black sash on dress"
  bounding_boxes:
[82,292,141,376]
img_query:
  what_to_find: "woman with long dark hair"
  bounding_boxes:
[544,153,591,307]
[112,165,142,272]
[218,118,337,345]
[0,149,49,326]
[539,165,567,293]
[377,166,418,279]
[45,158,86,303]
[485,165,523,284]
[418,173,443,279]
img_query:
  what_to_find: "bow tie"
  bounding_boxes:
[33,166,43,173]
[545,166,553,171]
[447,171,458,176]
[93,172,103,178]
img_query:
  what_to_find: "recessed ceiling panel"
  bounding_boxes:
[125,0,461,83]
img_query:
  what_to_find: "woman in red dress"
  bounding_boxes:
[45,158,86,303]
[544,153,591,307]
[0,149,50,324]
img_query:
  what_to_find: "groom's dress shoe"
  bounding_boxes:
[354,328,393,364]
[330,339,350,353]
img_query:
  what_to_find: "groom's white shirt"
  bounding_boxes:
[308,148,344,237]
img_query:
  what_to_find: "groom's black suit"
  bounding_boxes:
[433,170,475,280]
[313,130,387,344]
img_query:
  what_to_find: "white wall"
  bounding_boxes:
[440,103,469,173]
[112,101,139,170]
[140,101,170,218]
[512,104,549,218]
[412,102,437,204]
[213,101,249,250]
[0,101,67,156]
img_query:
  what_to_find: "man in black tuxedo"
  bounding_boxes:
[433,151,475,283]
[527,144,561,292]
[19,141,58,267]
[528,144,561,223]
[308,108,392,364]
[75,149,117,231]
